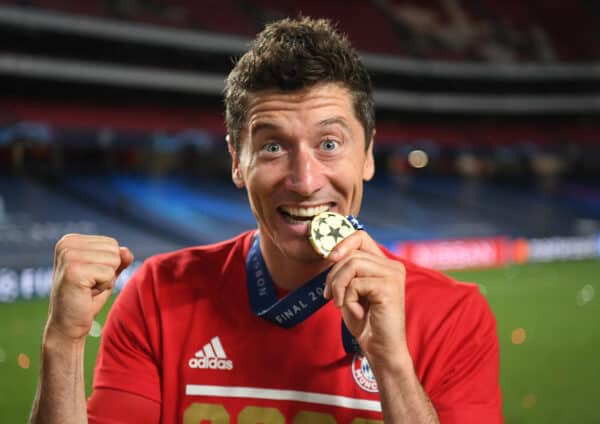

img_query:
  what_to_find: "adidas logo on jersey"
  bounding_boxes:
[188,336,233,370]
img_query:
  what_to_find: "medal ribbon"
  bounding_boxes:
[246,215,364,354]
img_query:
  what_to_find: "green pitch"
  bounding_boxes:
[449,259,600,424]
[0,259,598,423]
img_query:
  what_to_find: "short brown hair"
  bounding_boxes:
[224,17,375,154]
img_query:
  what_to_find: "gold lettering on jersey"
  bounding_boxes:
[182,403,382,423]
[183,403,229,424]
[274,300,309,324]
[239,406,285,423]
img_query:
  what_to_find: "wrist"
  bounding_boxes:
[42,324,87,354]
[367,346,416,382]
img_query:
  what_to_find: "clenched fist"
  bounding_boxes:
[46,234,134,342]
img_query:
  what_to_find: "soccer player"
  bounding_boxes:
[30,17,503,423]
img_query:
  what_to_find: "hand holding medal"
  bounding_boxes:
[310,211,410,367]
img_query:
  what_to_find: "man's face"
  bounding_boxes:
[230,83,375,264]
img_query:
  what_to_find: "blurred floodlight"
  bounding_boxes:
[522,393,537,409]
[17,353,30,369]
[455,152,485,177]
[511,328,527,345]
[408,149,429,169]
[576,284,595,307]
[88,320,102,338]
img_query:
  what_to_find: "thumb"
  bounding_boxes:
[117,246,134,276]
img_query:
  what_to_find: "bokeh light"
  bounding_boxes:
[408,149,429,169]
[576,284,595,306]
[512,239,529,264]
[88,320,103,338]
[17,353,30,369]
[512,328,527,345]
[522,393,537,409]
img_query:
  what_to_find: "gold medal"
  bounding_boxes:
[309,211,356,257]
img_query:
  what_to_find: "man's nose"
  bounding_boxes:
[285,147,326,196]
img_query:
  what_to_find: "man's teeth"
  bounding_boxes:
[282,205,330,219]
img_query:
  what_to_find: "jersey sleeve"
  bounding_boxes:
[430,288,503,424]
[88,260,162,416]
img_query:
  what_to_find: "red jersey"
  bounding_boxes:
[90,231,502,423]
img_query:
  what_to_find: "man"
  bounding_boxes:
[31,17,502,423]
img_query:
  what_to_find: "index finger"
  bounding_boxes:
[328,229,383,262]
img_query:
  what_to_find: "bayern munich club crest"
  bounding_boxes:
[351,353,379,393]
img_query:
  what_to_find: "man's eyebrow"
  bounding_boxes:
[250,118,350,138]
[250,122,280,138]
[318,117,351,132]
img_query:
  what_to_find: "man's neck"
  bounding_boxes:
[258,235,330,291]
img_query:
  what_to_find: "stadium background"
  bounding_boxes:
[1,0,599,422]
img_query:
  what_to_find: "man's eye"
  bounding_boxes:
[321,139,339,151]
[263,142,281,153]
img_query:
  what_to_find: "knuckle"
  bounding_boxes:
[57,247,72,264]
[55,233,83,254]
[106,239,121,256]
[54,236,70,256]
[106,267,118,283]
[345,254,360,268]
[57,233,75,244]
[108,253,121,268]
[57,233,81,247]
[61,247,85,265]
[103,235,119,247]
[54,242,63,260]
[64,247,79,262]
[63,263,83,283]
[98,264,116,281]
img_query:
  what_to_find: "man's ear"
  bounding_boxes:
[363,130,376,182]
[227,134,245,188]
